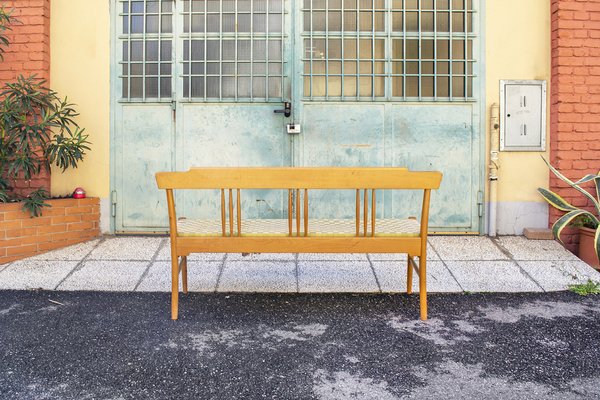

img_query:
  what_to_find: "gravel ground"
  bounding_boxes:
[1,291,599,400]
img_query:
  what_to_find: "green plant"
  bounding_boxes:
[0,7,16,61]
[0,76,91,216]
[537,157,600,259]
[568,280,600,296]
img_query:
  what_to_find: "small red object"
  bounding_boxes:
[72,187,86,199]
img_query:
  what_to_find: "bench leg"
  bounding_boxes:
[171,256,179,320]
[406,256,414,295]
[419,257,427,321]
[182,256,188,294]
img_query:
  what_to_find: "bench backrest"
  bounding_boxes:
[156,168,442,190]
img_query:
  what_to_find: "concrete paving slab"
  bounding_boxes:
[446,261,543,293]
[518,260,600,291]
[218,261,296,292]
[368,242,440,261]
[0,261,78,290]
[226,252,296,261]
[429,236,509,261]
[155,243,225,262]
[0,263,10,273]
[496,236,579,261]
[297,253,368,261]
[87,237,162,260]
[298,261,378,292]
[57,261,147,291]
[136,261,221,292]
[371,261,462,293]
[26,239,101,261]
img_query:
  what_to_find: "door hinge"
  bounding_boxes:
[111,190,117,218]
[477,191,484,218]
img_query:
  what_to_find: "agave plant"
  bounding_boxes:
[538,157,600,258]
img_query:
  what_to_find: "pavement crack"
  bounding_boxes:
[133,237,167,291]
[214,253,228,292]
[491,237,546,292]
[53,236,106,290]
[366,254,382,293]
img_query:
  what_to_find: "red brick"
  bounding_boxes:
[50,215,81,225]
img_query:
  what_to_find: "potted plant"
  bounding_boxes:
[538,158,600,269]
[0,7,91,216]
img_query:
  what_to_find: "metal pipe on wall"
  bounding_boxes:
[489,103,500,237]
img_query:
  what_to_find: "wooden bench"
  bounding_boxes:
[156,167,442,320]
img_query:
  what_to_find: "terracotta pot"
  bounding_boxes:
[578,227,600,270]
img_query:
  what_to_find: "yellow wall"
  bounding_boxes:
[50,0,110,198]
[485,0,551,203]
[50,0,551,205]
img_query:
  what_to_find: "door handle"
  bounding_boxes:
[274,102,291,118]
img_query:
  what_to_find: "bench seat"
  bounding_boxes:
[177,218,420,237]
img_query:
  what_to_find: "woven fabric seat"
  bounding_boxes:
[177,218,420,237]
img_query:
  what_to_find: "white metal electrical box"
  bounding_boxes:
[500,80,547,151]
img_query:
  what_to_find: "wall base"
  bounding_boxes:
[491,201,549,236]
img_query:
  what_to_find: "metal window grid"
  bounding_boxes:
[301,0,477,101]
[180,0,287,102]
[119,0,174,102]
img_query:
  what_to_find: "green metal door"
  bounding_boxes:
[113,0,295,232]
[293,0,482,232]
[112,0,482,232]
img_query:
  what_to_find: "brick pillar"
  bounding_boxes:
[0,0,51,196]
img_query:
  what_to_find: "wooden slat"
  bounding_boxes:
[371,189,376,237]
[220,189,226,237]
[176,236,423,255]
[288,189,292,237]
[157,168,442,190]
[304,189,308,237]
[355,189,360,237]
[363,189,368,237]
[236,189,241,236]
[228,189,234,237]
[296,189,300,237]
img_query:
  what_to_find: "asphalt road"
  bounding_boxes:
[1,291,599,400]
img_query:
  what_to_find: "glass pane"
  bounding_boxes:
[268,40,282,60]
[329,12,341,31]
[406,76,418,97]
[207,15,219,32]
[421,12,433,32]
[146,77,158,97]
[406,12,418,31]
[374,77,384,96]
[269,14,282,32]
[343,77,357,96]
[146,15,159,33]
[131,15,143,33]
[207,76,219,97]
[437,76,449,97]
[131,41,143,61]
[452,76,465,97]
[253,77,266,97]
[437,12,449,32]
[161,15,172,33]
[392,12,402,32]
[359,12,372,31]
[313,76,326,97]
[130,77,143,97]
[222,77,235,98]
[146,63,158,75]
[392,76,403,97]
[253,14,266,32]
[452,12,465,32]
[223,41,235,60]
[160,77,171,97]
[328,39,342,58]
[359,77,372,96]
[191,76,205,97]
[421,77,434,97]
[268,77,282,97]
[223,14,235,32]
[160,41,172,61]
[328,76,342,97]
[238,77,251,97]
[344,12,357,31]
